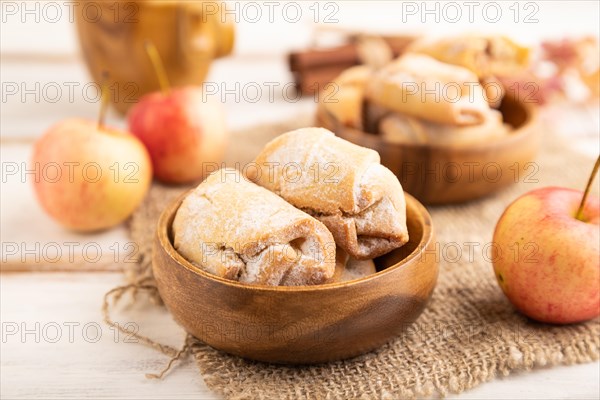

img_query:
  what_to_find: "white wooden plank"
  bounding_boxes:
[1,272,598,399]
[0,272,217,399]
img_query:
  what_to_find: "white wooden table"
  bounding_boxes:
[2,2,599,398]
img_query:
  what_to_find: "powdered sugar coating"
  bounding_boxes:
[172,168,336,286]
[251,128,409,259]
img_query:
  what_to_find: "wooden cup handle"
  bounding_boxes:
[209,13,235,58]
[177,3,234,65]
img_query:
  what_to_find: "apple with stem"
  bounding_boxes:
[128,41,228,184]
[492,157,600,324]
[32,73,152,232]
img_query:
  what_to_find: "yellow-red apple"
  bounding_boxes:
[493,187,599,324]
[32,118,152,232]
[127,87,228,184]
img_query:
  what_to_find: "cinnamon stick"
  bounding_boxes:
[290,35,416,71]
[289,35,418,96]
[289,44,360,71]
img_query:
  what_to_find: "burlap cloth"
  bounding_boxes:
[121,115,599,399]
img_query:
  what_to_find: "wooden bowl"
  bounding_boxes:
[152,193,438,364]
[317,95,541,204]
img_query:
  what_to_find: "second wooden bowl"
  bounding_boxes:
[152,193,438,364]
[317,95,541,204]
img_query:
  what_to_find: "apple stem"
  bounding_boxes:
[97,70,110,130]
[575,155,600,221]
[144,40,171,95]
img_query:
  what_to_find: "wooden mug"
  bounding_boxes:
[75,1,234,113]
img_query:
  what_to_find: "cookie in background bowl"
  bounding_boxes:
[317,38,540,204]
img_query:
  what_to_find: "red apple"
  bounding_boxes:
[493,186,600,324]
[127,87,228,184]
[32,118,152,232]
